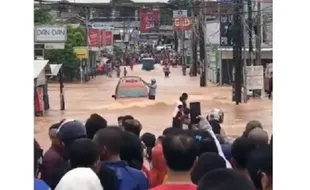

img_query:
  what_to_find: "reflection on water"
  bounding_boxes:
[35,64,272,149]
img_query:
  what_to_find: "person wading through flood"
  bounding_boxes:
[172,93,189,128]
[123,67,127,77]
[116,65,121,78]
[143,79,157,100]
[163,65,170,78]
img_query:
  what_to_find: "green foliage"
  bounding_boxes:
[34,9,52,24]
[45,25,87,70]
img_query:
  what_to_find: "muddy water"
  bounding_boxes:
[35,64,272,150]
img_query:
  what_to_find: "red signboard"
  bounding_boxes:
[101,30,113,46]
[173,17,192,31]
[140,8,160,33]
[88,29,100,47]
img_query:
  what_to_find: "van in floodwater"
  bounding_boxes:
[112,76,148,99]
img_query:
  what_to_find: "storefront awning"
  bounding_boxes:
[34,60,49,79]
[47,64,63,76]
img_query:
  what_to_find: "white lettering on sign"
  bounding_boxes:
[35,26,67,42]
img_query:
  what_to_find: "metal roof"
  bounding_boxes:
[47,64,63,76]
[34,60,49,79]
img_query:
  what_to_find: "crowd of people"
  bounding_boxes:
[34,93,272,190]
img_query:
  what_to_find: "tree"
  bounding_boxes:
[44,25,87,80]
[34,8,52,24]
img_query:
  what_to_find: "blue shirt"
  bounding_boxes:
[102,161,148,190]
[34,178,51,190]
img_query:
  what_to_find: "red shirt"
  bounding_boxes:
[149,143,168,188]
[150,184,197,190]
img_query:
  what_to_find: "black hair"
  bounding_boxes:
[121,115,134,125]
[93,127,122,155]
[49,122,61,130]
[191,153,226,184]
[123,119,142,136]
[247,145,272,189]
[162,127,182,136]
[117,116,124,122]
[181,93,188,100]
[198,168,255,190]
[157,135,165,142]
[85,113,108,139]
[120,131,144,170]
[231,137,258,169]
[270,135,273,145]
[69,138,100,169]
[141,132,156,161]
[198,138,218,156]
[162,134,198,171]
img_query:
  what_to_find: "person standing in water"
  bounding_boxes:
[163,65,170,78]
[123,67,127,77]
[116,66,121,78]
[143,79,157,100]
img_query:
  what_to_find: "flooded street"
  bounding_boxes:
[35,64,272,150]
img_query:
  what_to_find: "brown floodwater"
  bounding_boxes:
[35,64,272,150]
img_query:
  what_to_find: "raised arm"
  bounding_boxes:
[198,118,232,168]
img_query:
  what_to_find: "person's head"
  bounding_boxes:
[248,128,269,145]
[117,116,124,126]
[56,119,87,149]
[69,138,100,173]
[207,108,224,123]
[120,131,144,170]
[191,153,226,184]
[151,78,156,84]
[85,113,107,139]
[243,120,263,137]
[123,119,142,136]
[177,104,184,112]
[162,127,182,136]
[197,168,255,190]
[93,127,122,161]
[49,122,61,146]
[162,133,197,172]
[247,145,272,190]
[55,168,103,190]
[121,115,134,126]
[231,137,258,170]
[156,135,165,145]
[141,132,156,148]
[181,92,188,101]
[198,138,218,156]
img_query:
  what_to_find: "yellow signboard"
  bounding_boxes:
[74,47,88,59]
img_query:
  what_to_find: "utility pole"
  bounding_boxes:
[233,0,243,105]
[181,30,185,66]
[256,1,262,66]
[242,16,248,103]
[191,2,198,76]
[199,0,207,86]
[247,0,253,65]
[199,22,206,86]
